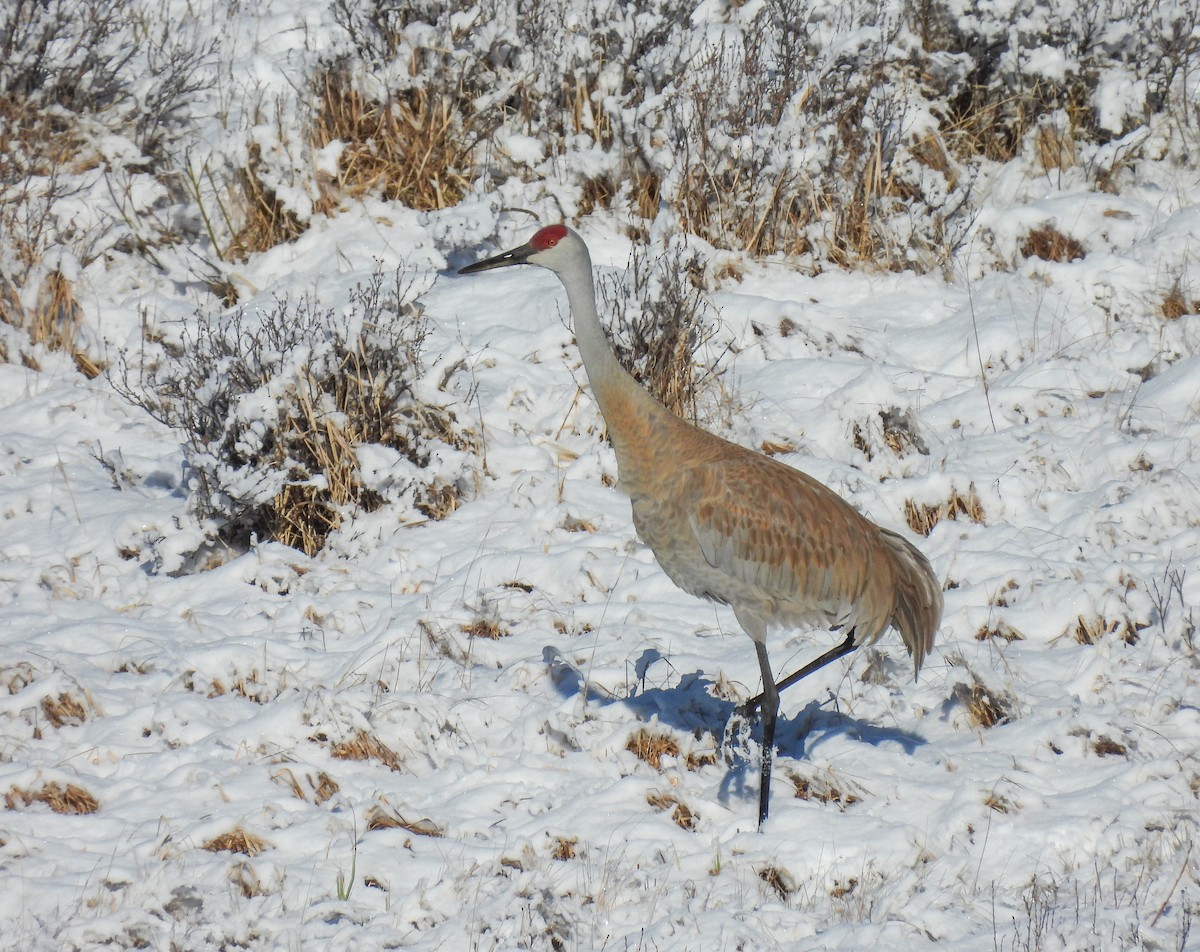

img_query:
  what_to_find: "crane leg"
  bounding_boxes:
[753,639,779,828]
[739,628,858,717]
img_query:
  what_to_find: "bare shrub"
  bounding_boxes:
[602,237,726,425]
[115,268,476,556]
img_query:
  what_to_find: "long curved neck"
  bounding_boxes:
[552,257,677,486]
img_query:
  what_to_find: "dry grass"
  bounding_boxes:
[207,669,271,703]
[1093,735,1129,758]
[39,691,93,728]
[328,730,404,772]
[365,803,444,837]
[905,485,985,536]
[1160,281,1196,320]
[272,767,339,805]
[759,864,797,901]
[270,353,474,553]
[626,728,680,770]
[976,620,1026,643]
[787,768,865,811]
[224,144,310,261]
[312,70,473,212]
[550,836,578,861]
[0,270,101,377]
[1034,122,1077,173]
[202,827,270,856]
[1073,615,1144,646]
[646,791,698,830]
[1020,225,1086,263]
[5,781,99,815]
[603,239,723,426]
[460,616,509,640]
[954,678,1015,730]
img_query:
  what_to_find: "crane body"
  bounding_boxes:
[459,224,942,826]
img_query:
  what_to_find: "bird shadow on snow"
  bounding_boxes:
[542,645,927,811]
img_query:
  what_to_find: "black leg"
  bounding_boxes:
[739,628,858,717]
[753,640,778,828]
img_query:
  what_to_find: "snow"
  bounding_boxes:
[1,1,1199,950]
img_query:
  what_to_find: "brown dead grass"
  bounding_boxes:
[460,616,508,640]
[273,767,339,805]
[646,791,698,831]
[202,827,270,856]
[0,270,101,377]
[5,781,99,815]
[550,836,578,861]
[329,730,404,771]
[759,864,797,901]
[788,768,864,811]
[1160,281,1195,320]
[1020,224,1086,263]
[313,71,473,212]
[1092,734,1128,757]
[626,728,680,770]
[40,691,93,728]
[1073,615,1144,646]
[954,678,1015,730]
[365,803,445,837]
[975,620,1026,643]
[905,485,985,536]
[225,144,310,261]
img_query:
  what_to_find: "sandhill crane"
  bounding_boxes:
[459,224,942,827]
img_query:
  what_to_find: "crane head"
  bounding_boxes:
[458,224,576,275]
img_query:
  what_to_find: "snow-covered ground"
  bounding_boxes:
[2,1,1199,950]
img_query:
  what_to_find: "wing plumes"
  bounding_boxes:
[879,528,942,676]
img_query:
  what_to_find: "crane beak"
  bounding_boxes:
[457,240,537,275]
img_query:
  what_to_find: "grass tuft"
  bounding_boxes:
[5,781,99,815]
[202,827,270,856]
[1020,225,1086,263]
[329,730,404,772]
[646,791,698,830]
[626,728,680,770]
[905,485,985,536]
